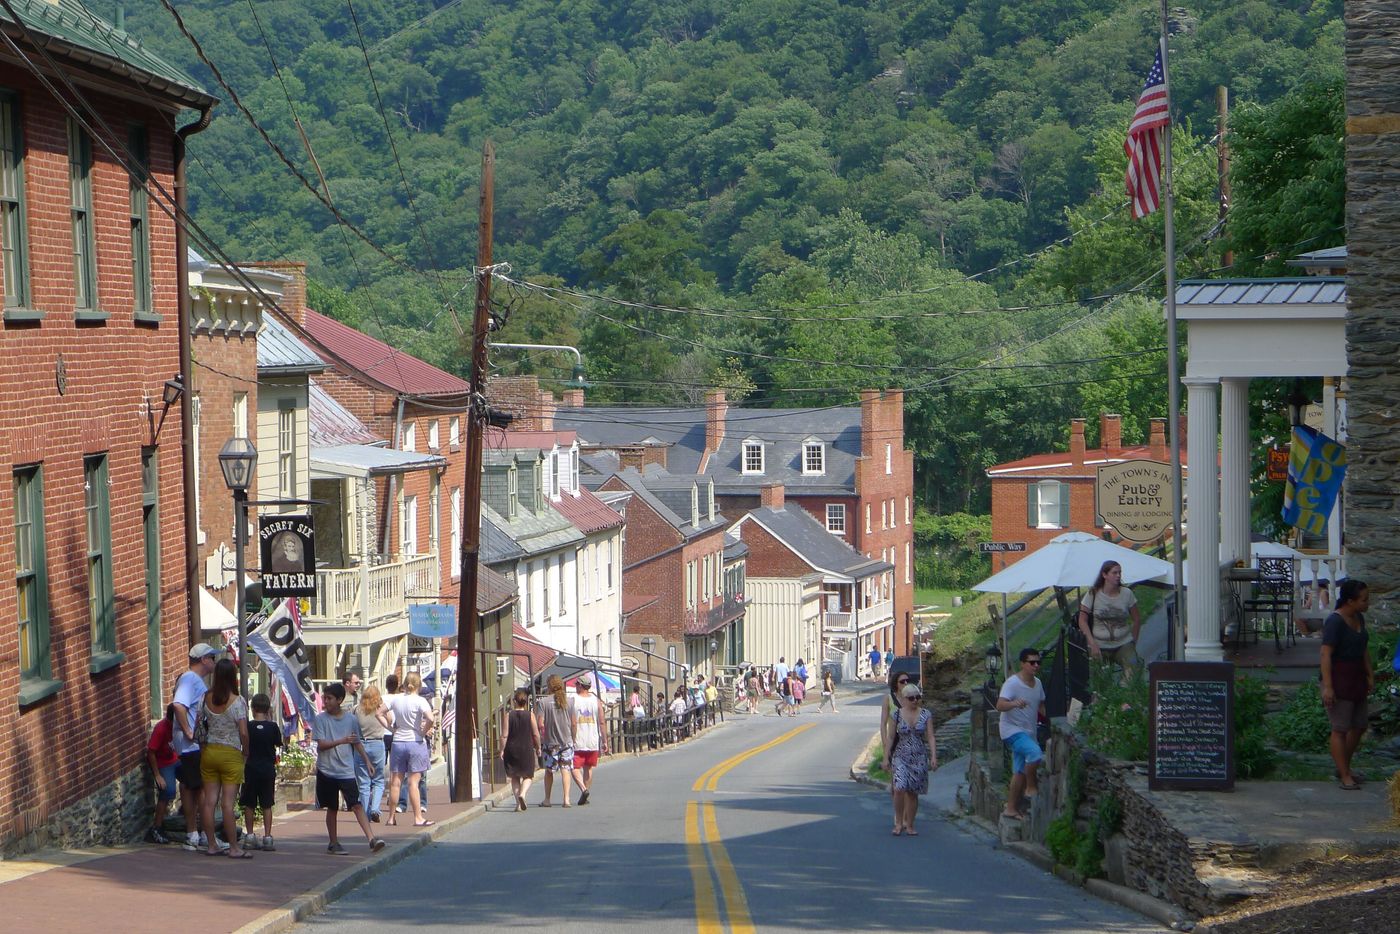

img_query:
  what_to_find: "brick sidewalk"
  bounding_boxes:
[0,779,488,933]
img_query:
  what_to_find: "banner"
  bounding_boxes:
[1281,425,1346,534]
[246,598,317,725]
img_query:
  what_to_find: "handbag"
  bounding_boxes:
[193,700,211,746]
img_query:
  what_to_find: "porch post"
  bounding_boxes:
[1184,377,1224,661]
[1220,377,1252,566]
[1324,377,1343,556]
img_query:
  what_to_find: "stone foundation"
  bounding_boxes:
[4,767,150,859]
[965,714,1269,918]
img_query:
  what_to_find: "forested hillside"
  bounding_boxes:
[124,0,1344,514]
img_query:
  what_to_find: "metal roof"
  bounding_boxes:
[302,308,471,397]
[1174,277,1346,307]
[309,381,381,448]
[258,314,325,374]
[736,507,891,581]
[1289,245,1347,267]
[310,444,445,478]
[5,0,214,107]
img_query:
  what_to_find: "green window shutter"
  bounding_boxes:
[1026,483,1037,527]
[1058,482,1071,528]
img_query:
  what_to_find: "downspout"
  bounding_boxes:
[177,104,214,646]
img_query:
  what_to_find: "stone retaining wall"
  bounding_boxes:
[4,767,148,859]
[964,713,1265,918]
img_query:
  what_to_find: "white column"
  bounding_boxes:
[1220,378,1251,566]
[1185,377,1224,661]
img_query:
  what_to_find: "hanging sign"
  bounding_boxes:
[409,604,457,638]
[1266,446,1290,483]
[259,514,317,597]
[1096,459,1174,544]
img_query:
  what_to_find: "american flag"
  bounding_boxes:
[1125,48,1169,219]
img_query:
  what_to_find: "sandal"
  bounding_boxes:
[1340,780,1361,790]
[891,827,903,836]
[414,819,435,827]
[905,828,919,836]
[227,850,254,859]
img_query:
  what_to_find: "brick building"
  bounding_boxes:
[985,414,1186,573]
[593,466,735,683]
[0,6,215,853]
[551,385,914,653]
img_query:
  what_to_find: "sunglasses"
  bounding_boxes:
[1025,660,1042,666]
[905,694,923,700]
[896,678,909,684]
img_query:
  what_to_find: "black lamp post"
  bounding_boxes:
[1286,378,1311,428]
[219,437,257,698]
[982,642,1003,708]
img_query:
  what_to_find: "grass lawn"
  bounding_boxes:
[914,587,961,609]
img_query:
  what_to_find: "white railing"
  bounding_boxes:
[304,554,439,629]
[1295,553,1346,614]
[857,599,894,631]
[824,611,854,633]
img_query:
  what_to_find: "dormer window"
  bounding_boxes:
[742,440,764,475]
[803,441,825,476]
[707,480,716,521]
[691,484,700,527]
[507,466,519,519]
[571,447,580,493]
[550,451,560,499]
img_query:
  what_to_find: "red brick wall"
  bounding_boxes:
[737,520,814,579]
[989,476,1104,573]
[600,476,686,641]
[854,390,915,652]
[0,73,188,843]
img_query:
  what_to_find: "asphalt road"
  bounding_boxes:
[297,691,1158,933]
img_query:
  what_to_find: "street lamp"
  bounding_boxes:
[219,437,257,697]
[982,642,1003,709]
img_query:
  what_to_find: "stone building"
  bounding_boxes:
[1343,1,1400,606]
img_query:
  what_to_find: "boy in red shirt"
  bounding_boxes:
[145,705,179,844]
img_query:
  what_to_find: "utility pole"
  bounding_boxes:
[454,140,493,802]
[1217,85,1232,269]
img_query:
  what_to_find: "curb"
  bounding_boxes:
[849,731,889,791]
[234,785,515,934]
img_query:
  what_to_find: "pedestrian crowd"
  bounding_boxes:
[148,643,446,859]
[502,674,610,810]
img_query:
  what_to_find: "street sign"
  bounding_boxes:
[259,515,317,597]
[409,604,457,638]
[978,542,1027,553]
[1096,459,1174,544]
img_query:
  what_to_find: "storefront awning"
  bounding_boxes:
[311,444,446,479]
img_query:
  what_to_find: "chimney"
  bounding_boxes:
[1069,419,1086,467]
[1149,418,1167,461]
[245,261,307,327]
[1100,413,1122,452]
[536,390,557,432]
[860,389,881,457]
[760,483,784,510]
[562,388,584,408]
[703,390,728,466]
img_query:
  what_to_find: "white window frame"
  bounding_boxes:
[885,443,892,474]
[233,392,248,440]
[542,558,551,620]
[277,402,296,499]
[429,419,440,450]
[450,416,461,447]
[450,487,462,579]
[742,441,764,475]
[905,542,912,584]
[1035,479,1065,529]
[550,451,561,498]
[403,422,416,452]
[191,393,203,542]
[686,560,696,608]
[402,494,418,556]
[881,500,887,530]
[604,537,612,593]
[865,504,871,534]
[826,503,845,534]
[428,476,440,552]
[905,496,911,525]
[802,442,824,476]
[557,554,567,616]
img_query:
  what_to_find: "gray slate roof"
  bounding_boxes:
[555,405,864,495]
[259,314,326,374]
[481,507,528,567]
[479,451,584,557]
[1174,277,1346,307]
[737,506,891,581]
[607,467,728,539]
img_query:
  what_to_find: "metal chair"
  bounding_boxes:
[1242,557,1295,650]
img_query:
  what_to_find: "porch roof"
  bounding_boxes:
[310,444,445,479]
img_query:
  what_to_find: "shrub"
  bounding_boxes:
[1235,675,1276,778]
[1267,679,1332,752]
[1075,667,1150,761]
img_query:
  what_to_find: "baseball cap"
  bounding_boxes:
[189,642,218,660]
[576,674,592,688]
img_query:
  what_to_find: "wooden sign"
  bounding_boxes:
[1096,459,1173,544]
[259,514,317,598]
[1148,661,1235,791]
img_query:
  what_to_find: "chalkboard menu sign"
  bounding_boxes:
[1148,661,1235,791]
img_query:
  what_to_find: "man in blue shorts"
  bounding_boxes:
[996,648,1046,820]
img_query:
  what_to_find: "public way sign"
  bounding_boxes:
[978,542,1027,553]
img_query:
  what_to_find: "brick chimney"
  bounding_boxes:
[1070,419,1086,467]
[1148,418,1167,461]
[699,390,727,473]
[760,483,784,510]
[536,390,556,432]
[562,388,585,408]
[1100,413,1122,452]
[245,261,306,327]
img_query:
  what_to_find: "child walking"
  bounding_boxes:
[241,693,283,851]
[145,705,179,844]
[313,682,386,856]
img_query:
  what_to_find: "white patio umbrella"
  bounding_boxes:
[972,531,1175,594]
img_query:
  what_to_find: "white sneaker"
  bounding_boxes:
[183,833,200,852]
[262,835,275,852]
[196,831,207,847]
[245,835,261,850]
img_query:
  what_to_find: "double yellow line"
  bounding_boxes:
[686,724,814,933]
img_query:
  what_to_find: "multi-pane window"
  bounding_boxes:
[402,494,418,555]
[278,401,296,497]
[686,560,696,607]
[865,504,871,533]
[826,503,845,534]
[428,476,440,552]
[449,416,460,446]
[129,125,152,317]
[702,555,712,601]
[885,444,892,474]
[69,119,99,313]
[1032,479,1069,529]
[15,465,50,689]
[429,419,440,450]
[881,500,888,530]
[450,487,462,579]
[507,467,519,518]
[905,542,912,584]
[85,455,117,663]
[603,538,612,592]
[803,442,824,475]
[550,451,560,498]
[742,441,764,475]
[403,422,416,452]
[1,90,30,309]
[542,558,551,619]
[557,556,566,615]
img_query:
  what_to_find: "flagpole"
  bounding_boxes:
[1158,1,1186,660]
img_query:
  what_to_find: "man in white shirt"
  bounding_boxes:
[995,647,1047,821]
[173,643,219,851]
[570,675,608,805]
